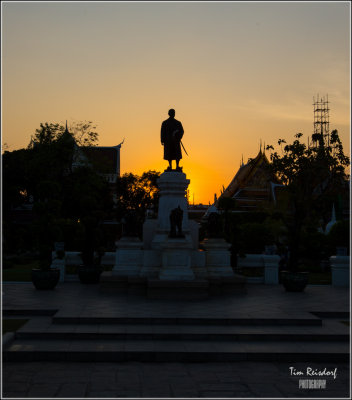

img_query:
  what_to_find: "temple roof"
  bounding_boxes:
[220,150,276,197]
[80,147,120,174]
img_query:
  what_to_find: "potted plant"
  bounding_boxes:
[31,244,60,290]
[281,270,309,292]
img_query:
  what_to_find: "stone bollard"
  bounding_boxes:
[202,238,234,278]
[330,255,350,287]
[51,257,65,283]
[112,237,143,276]
[262,255,280,284]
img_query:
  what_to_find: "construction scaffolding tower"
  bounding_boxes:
[313,94,330,146]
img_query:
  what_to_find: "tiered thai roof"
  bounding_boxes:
[81,146,121,175]
[216,149,283,212]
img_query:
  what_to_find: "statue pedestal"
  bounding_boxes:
[151,171,195,281]
[152,171,190,247]
[159,237,195,281]
[100,168,246,296]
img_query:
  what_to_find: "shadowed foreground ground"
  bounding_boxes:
[2,282,350,398]
[2,360,350,398]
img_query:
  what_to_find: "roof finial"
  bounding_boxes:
[65,120,69,134]
[260,139,262,153]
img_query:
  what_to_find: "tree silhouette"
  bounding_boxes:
[267,130,349,270]
[3,121,111,256]
[28,121,98,149]
[115,171,160,236]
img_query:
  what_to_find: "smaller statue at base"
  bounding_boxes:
[169,206,184,238]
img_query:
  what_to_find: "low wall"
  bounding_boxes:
[52,251,280,285]
[63,251,116,266]
[330,255,350,287]
[237,254,280,285]
[51,251,116,282]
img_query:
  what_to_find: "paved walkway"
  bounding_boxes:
[2,360,350,398]
[2,282,349,317]
[2,283,350,398]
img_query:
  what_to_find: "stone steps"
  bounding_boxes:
[52,316,322,326]
[3,309,58,316]
[4,313,349,362]
[4,299,349,363]
[15,319,348,342]
[4,338,348,362]
[16,331,349,342]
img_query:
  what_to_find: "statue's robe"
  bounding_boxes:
[161,117,184,161]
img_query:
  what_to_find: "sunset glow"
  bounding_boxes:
[2,1,350,204]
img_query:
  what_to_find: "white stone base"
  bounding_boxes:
[156,171,190,232]
[51,259,65,282]
[143,219,158,249]
[112,237,143,276]
[331,255,350,287]
[263,255,280,284]
[202,238,234,278]
[159,238,195,281]
[139,250,161,278]
[191,250,207,278]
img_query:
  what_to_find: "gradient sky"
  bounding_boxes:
[2,1,350,204]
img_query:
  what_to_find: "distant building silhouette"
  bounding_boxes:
[73,144,123,181]
[215,148,284,212]
[71,135,124,203]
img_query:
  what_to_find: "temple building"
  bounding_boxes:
[73,143,123,183]
[214,149,284,212]
[66,120,123,203]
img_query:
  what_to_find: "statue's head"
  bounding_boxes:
[168,109,175,118]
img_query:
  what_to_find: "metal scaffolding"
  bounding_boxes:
[313,94,330,146]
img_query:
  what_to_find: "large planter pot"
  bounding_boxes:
[281,271,309,292]
[31,268,60,290]
[78,265,102,284]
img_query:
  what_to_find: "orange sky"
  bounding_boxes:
[2,2,350,204]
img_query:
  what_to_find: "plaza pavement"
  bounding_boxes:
[2,282,350,398]
[2,360,350,398]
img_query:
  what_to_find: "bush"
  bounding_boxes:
[2,259,15,269]
[299,229,328,261]
[328,220,350,253]
[237,222,275,254]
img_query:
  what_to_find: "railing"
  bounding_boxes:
[236,254,280,284]
[51,251,116,282]
[52,251,281,284]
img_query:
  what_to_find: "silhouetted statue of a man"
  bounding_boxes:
[161,109,184,171]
